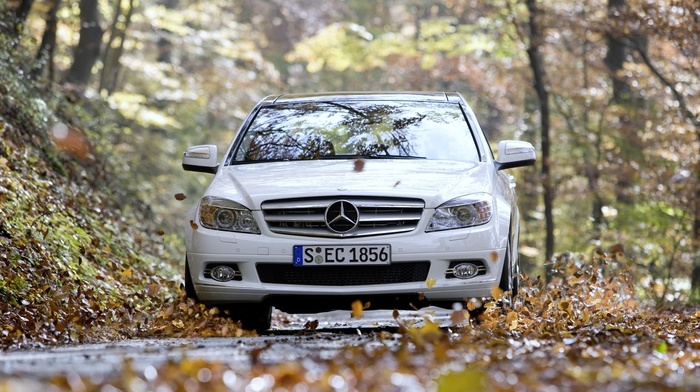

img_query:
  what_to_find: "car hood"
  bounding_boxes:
[203,159,495,209]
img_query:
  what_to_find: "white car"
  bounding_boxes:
[182,92,535,331]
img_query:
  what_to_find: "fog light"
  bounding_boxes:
[211,265,237,282]
[453,263,479,279]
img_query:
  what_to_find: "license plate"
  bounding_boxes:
[293,245,391,266]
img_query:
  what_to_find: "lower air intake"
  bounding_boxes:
[256,262,430,286]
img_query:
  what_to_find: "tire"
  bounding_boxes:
[184,258,199,300]
[499,237,520,298]
[224,303,272,332]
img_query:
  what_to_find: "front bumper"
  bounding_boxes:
[186,222,507,307]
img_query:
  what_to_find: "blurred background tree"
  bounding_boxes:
[2,0,697,303]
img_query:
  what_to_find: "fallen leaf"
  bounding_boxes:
[190,220,199,230]
[353,159,365,172]
[174,193,187,201]
[558,300,572,315]
[466,298,482,311]
[450,310,468,326]
[437,369,485,392]
[506,311,519,330]
[426,278,436,289]
[351,300,364,319]
[147,283,160,296]
[303,320,319,331]
[491,285,503,301]
[157,230,165,236]
[162,305,174,318]
[655,341,668,354]
[122,269,132,278]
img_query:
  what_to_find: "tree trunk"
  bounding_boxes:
[31,0,61,82]
[693,169,700,302]
[99,0,135,94]
[525,0,555,275]
[13,0,35,27]
[154,0,179,64]
[62,0,103,87]
[605,0,630,103]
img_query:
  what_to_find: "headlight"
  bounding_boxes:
[198,196,260,234]
[426,195,492,232]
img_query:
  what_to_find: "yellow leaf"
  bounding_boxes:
[122,269,132,278]
[437,369,485,392]
[466,298,482,311]
[407,317,443,345]
[506,311,519,330]
[558,300,572,315]
[491,285,503,301]
[351,300,364,319]
[419,318,442,336]
[505,311,518,324]
[426,278,437,289]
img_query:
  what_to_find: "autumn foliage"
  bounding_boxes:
[1,1,700,389]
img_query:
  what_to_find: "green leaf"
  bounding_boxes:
[655,341,668,354]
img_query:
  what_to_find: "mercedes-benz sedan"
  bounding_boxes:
[182,92,535,330]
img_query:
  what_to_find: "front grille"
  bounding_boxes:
[262,197,424,238]
[256,262,430,286]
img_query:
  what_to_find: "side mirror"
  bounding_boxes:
[495,140,536,170]
[183,145,219,174]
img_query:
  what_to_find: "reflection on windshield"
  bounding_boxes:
[232,101,479,163]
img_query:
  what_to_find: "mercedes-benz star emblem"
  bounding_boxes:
[325,200,359,233]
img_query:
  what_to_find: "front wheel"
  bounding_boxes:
[184,258,198,300]
[498,238,520,298]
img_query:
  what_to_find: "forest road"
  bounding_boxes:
[0,307,453,380]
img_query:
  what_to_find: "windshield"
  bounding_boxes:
[231,101,480,163]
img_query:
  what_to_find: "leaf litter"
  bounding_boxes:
[2,252,698,391]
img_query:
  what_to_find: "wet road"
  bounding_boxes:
[0,308,453,380]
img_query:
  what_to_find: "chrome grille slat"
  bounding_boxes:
[264,213,325,223]
[360,212,422,222]
[262,197,424,238]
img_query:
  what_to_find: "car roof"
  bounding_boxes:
[262,91,464,104]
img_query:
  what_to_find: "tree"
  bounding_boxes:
[99,0,136,94]
[11,0,35,34]
[31,0,61,83]
[523,0,554,272]
[62,0,103,86]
